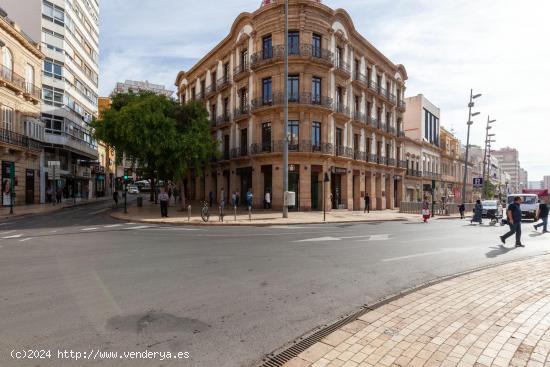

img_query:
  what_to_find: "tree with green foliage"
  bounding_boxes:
[483,180,496,199]
[92,92,217,208]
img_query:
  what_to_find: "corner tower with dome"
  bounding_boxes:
[175,0,408,212]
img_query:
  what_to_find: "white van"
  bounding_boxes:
[507,194,538,220]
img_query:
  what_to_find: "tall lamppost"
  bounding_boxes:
[481,116,496,199]
[461,89,482,204]
[282,0,289,218]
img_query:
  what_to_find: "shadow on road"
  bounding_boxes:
[485,245,516,258]
[529,232,544,238]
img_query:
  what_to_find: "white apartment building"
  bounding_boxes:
[492,147,521,194]
[0,0,99,199]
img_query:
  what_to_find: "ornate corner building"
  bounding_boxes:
[0,10,43,206]
[175,0,408,211]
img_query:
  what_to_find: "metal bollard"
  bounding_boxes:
[188,205,191,221]
[234,206,237,221]
[248,207,251,222]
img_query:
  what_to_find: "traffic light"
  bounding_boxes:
[123,169,129,181]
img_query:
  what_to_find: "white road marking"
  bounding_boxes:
[125,223,136,225]
[0,230,16,235]
[124,226,153,230]
[295,234,389,242]
[90,208,110,215]
[104,224,122,228]
[356,234,390,241]
[19,237,33,242]
[50,230,58,233]
[295,236,344,242]
[81,227,98,231]
[382,247,475,262]
[2,234,23,239]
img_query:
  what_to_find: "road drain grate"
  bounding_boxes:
[257,306,372,367]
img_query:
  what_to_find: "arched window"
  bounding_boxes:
[26,64,35,93]
[2,47,13,81]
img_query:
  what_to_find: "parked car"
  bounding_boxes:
[127,185,140,194]
[481,200,503,218]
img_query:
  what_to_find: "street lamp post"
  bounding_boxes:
[481,116,496,199]
[323,172,330,222]
[461,89,481,204]
[282,0,289,218]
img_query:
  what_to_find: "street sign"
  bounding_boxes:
[473,177,484,188]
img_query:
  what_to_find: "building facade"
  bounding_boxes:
[439,127,464,203]
[544,176,550,191]
[0,0,100,200]
[114,80,173,98]
[175,0,408,211]
[402,95,442,202]
[492,147,521,194]
[0,8,44,206]
[519,168,528,192]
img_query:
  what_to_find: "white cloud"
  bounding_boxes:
[100,0,550,180]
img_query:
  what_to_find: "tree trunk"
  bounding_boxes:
[149,177,155,202]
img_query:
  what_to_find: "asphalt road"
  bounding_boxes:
[0,200,549,367]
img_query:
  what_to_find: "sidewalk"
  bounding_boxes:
[110,198,460,226]
[0,196,111,219]
[281,255,550,367]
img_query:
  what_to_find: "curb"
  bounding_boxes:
[109,211,423,227]
[0,198,111,220]
[109,207,461,227]
[256,252,550,367]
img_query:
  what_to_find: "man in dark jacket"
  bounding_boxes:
[364,193,370,213]
[500,196,524,247]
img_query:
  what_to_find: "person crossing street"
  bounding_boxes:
[500,196,524,247]
[534,198,549,233]
[159,188,169,218]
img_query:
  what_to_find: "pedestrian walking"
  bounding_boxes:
[246,188,253,210]
[459,203,465,219]
[264,190,271,209]
[209,190,214,207]
[168,186,172,202]
[56,187,62,204]
[46,187,53,203]
[533,198,549,233]
[219,189,225,222]
[500,196,524,247]
[113,190,119,209]
[159,189,169,217]
[231,191,237,209]
[364,193,370,213]
[422,196,430,223]
[471,199,483,224]
[235,190,240,208]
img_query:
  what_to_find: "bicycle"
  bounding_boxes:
[200,201,210,222]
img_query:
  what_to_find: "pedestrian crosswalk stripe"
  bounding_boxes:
[19,237,32,242]
[2,234,22,239]
[82,227,98,231]
[124,226,152,230]
[104,224,122,228]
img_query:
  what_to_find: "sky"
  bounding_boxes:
[99,0,550,181]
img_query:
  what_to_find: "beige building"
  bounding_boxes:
[439,127,464,203]
[402,95,442,202]
[0,8,44,206]
[175,0,408,211]
[492,147,521,194]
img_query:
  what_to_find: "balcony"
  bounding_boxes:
[389,93,397,105]
[388,126,396,135]
[209,117,217,128]
[397,100,406,112]
[369,154,378,163]
[397,129,406,138]
[230,146,248,159]
[250,46,284,69]
[216,114,231,126]
[388,158,396,166]
[334,102,350,118]
[0,65,41,104]
[233,105,250,122]
[0,127,42,152]
[335,145,353,158]
[334,60,351,79]
[354,150,366,161]
[204,84,216,98]
[233,62,250,82]
[353,111,367,124]
[250,141,273,155]
[216,76,231,93]
[297,45,334,66]
[43,132,98,159]
[251,92,333,111]
[352,72,368,88]
[368,80,377,93]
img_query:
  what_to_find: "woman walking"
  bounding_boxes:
[422,196,430,223]
[471,199,483,225]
